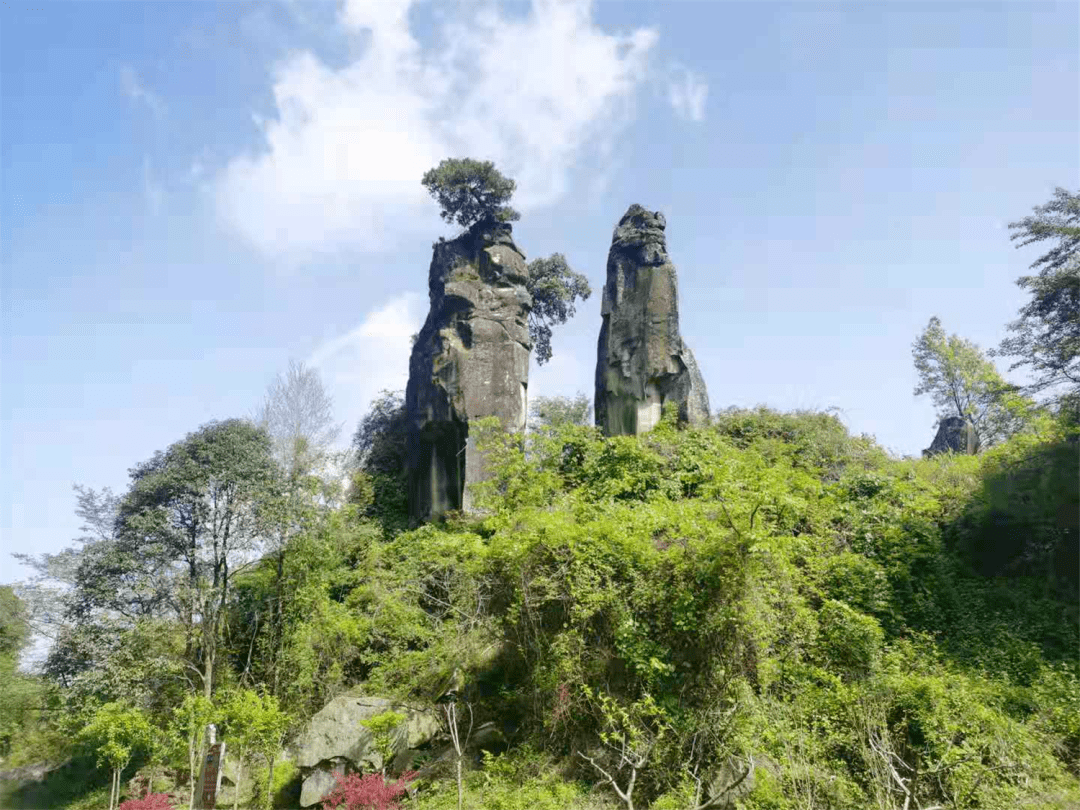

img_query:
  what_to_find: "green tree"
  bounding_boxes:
[117,419,278,698]
[996,187,1080,403]
[13,485,166,636]
[351,390,409,532]
[421,158,520,230]
[79,701,153,810]
[220,689,289,810]
[360,709,406,775]
[254,361,344,700]
[171,692,216,810]
[248,693,289,810]
[525,254,592,365]
[0,586,42,760]
[913,316,1028,449]
[353,391,408,479]
[529,392,593,430]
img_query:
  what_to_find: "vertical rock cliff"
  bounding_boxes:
[595,204,710,436]
[406,220,532,523]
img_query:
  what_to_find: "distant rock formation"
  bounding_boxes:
[922,416,979,458]
[406,220,532,523]
[595,204,710,436]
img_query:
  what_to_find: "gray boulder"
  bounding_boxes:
[406,220,532,522]
[292,696,440,807]
[922,416,978,457]
[701,754,778,809]
[595,205,710,436]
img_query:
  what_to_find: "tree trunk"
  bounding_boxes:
[265,755,276,810]
[272,547,284,698]
[188,733,199,810]
[233,758,243,810]
[203,645,214,700]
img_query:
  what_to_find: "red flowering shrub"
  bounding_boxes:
[321,772,417,810]
[118,794,173,810]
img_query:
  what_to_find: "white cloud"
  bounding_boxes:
[667,65,708,123]
[216,0,660,261]
[308,292,425,435]
[119,65,166,119]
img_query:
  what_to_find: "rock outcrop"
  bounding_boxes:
[406,221,532,523]
[292,696,440,807]
[922,416,979,458]
[595,205,710,436]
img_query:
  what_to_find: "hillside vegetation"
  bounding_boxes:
[2,402,1077,810]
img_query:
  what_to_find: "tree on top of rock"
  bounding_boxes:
[422,158,521,230]
[421,158,591,365]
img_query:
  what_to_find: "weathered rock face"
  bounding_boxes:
[922,416,979,458]
[292,695,440,808]
[595,205,710,436]
[406,221,532,523]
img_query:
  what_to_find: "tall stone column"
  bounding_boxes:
[595,204,710,436]
[406,220,532,523]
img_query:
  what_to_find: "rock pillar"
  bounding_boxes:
[406,220,532,522]
[595,204,710,436]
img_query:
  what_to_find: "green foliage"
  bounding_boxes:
[360,710,406,770]
[78,702,154,810]
[351,390,409,535]
[997,187,1080,402]
[525,254,592,365]
[421,158,520,230]
[529,393,593,430]
[249,758,298,810]
[230,508,378,716]
[78,703,152,774]
[0,586,30,656]
[116,418,279,699]
[813,600,883,680]
[0,587,47,761]
[913,316,1030,448]
[170,691,215,809]
[220,688,290,808]
[415,747,608,810]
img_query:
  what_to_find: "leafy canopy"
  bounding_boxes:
[525,254,592,365]
[912,316,1029,449]
[421,158,520,230]
[996,187,1080,402]
[529,392,593,430]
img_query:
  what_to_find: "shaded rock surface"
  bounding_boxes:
[406,220,532,523]
[703,754,779,810]
[292,695,439,807]
[922,416,978,457]
[595,205,710,436]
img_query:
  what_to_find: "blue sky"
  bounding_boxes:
[2,0,1076,585]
